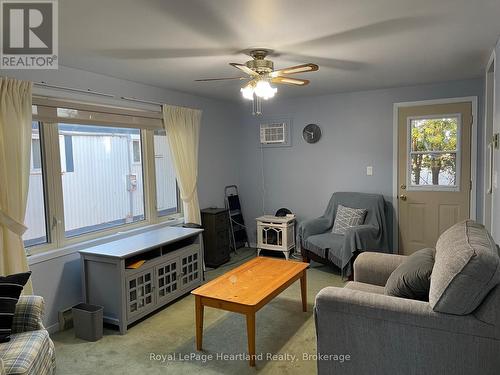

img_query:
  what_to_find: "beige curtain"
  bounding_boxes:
[162,105,202,225]
[0,78,33,293]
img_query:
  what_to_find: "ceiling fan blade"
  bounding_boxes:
[279,53,366,71]
[229,63,259,77]
[195,77,248,82]
[271,77,310,86]
[270,63,319,77]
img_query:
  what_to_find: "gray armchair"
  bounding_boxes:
[314,220,500,375]
[315,252,500,375]
[297,192,389,276]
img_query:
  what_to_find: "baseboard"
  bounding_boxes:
[46,322,60,335]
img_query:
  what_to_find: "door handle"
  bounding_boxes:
[399,195,407,201]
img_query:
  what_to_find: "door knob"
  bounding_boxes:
[399,195,407,201]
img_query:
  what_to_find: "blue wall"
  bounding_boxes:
[237,78,484,249]
[0,65,487,329]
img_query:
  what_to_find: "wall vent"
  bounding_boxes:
[260,122,287,144]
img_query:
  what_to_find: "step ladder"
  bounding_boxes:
[224,185,249,252]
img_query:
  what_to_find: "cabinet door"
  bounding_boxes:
[156,258,179,303]
[126,270,155,319]
[179,248,201,289]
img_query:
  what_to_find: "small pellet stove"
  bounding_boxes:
[256,214,296,260]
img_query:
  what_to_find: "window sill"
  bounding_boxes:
[27,218,184,266]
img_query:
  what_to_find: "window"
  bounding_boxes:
[154,130,178,217]
[23,122,48,247]
[23,100,180,252]
[408,116,460,189]
[58,124,145,237]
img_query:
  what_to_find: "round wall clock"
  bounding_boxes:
[302,124,322,144]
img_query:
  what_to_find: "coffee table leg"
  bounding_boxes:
[246,312,256,367]
[300,271,307,312]
[195,296,204,350]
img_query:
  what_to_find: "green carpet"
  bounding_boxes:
[51,249,345,374]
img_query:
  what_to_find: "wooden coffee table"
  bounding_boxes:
[191,256,308,367]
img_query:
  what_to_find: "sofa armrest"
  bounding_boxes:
[315,287,496,338]
[353,252,407,286]
[0,358,5,375]
[297,217,330,242]
[11,296,45,334]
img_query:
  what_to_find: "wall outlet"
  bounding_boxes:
[366,166,373,176]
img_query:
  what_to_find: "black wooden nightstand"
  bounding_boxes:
[201,208,230,267]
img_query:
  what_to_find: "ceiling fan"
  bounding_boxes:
[195,49,319,101]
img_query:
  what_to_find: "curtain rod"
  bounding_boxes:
[34,81,163,106]
[121,96,163,106]
[35,81,115,98]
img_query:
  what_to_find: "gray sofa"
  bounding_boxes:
[0,296,56,375]
[298,192,390,276]
[314,220,500,375]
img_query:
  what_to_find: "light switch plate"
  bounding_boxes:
[366,166,373,176]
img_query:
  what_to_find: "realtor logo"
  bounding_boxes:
[1,0,58,69]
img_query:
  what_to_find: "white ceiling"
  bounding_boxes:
[59,0,500,101]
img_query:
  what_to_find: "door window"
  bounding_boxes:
[407,115,460,190]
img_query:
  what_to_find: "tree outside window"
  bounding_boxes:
[410,117,458,186]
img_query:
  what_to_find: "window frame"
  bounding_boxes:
[25,99,182,255]
[406,113,462,192]
[30,135,42,173]
[23,122,50,249]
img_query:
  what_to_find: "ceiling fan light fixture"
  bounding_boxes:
[254,80,277,100]
[240,84,254,100]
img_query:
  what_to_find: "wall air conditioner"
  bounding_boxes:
[260,122,287,145]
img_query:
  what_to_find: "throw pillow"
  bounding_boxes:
[0,272,32,343]
[385,248,435,301]
[332,205,367,235]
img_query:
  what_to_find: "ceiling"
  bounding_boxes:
[59,0,500,101]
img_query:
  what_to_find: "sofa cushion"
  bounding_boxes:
[305,232,345,255]
[0,330,54,375]
[332,205,367,234]
[429,220,500,315]
[0,272,31,343]
[384,248,435,301]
